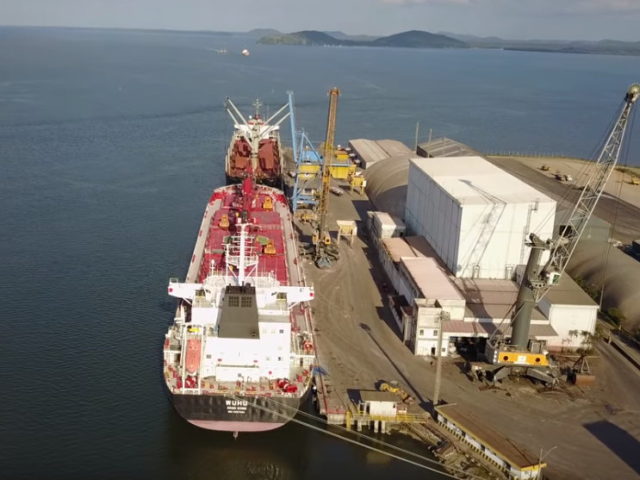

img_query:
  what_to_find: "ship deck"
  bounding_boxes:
[164,361,313,398]
[196,184,290,284]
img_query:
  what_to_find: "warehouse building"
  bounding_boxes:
[364,139,600,357]
[372,231,596,356]
[405,156,557,279]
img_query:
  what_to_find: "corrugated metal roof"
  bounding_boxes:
[442,320,557,337]
[401,257,465,302]
[453,278,547,321]
[436,403,541,470]
[465,303,546,322]
[417,137,479,158]
[364,155,410,218]
[382,237,425,263]
[442,320,478,334]
[403,236,453,272]
[376,139,412,157]
[544,275,597,307]
[349,138,389,164]
[454,278,519,304]
[410,156,556,206]
[478,322,557,337]
[569,240,640,323]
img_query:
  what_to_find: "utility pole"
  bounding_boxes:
[433,311,447,407]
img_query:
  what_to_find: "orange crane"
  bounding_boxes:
[314,87,341,268]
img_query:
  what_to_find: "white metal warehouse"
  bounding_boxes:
[405,156,557,279]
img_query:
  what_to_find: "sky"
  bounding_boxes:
[1,0,640,41]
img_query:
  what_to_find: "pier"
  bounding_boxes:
[288,142,640,480]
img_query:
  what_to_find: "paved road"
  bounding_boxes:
[488,156,640,244]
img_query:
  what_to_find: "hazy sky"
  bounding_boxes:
[2,0,640,41]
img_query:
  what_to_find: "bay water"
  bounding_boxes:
[1,26,639,480]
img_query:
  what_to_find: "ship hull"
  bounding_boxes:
[170,391,305,432]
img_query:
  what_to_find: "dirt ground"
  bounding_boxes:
[302,185,640,480]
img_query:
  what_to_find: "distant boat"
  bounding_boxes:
[241,49,251,57]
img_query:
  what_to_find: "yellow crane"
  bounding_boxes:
[314,87,341,268]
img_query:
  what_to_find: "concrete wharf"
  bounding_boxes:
[285,144,640,480]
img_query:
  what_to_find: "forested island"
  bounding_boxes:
[256,29,640,56]
[258,30,466,49]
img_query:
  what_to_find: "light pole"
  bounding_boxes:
[433,311,447,406]
[537,445,557,480]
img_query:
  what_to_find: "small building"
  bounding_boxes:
[374,234,596,356]
[405,156,557,279]
[397,257,466,356]
[538,275,598,351]
[436,404,546,479]
[359,390,400,417]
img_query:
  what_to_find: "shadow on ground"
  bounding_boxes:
[584,420,640,475]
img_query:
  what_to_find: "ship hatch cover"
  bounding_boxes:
[218,285,260,339]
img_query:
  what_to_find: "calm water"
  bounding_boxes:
[1,26,639,480]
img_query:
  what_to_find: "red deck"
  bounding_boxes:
[197,183,289,285]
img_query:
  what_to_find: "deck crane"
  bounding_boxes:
[224,97,291,184]
[484,83,640,384]
[313,87,341,268]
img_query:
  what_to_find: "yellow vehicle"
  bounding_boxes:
[378,380,414,403]
[378,381,399,394]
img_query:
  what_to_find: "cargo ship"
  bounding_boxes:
[224,98,291,187]
[163,173,316,433]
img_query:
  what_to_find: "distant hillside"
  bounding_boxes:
[246,28,281,38]
[323,30,380,42]
[372,30,465,48]
[260,30,346,46]
[438,31,640,56]
[259,29,467,49]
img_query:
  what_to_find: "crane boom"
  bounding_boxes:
[541,83,640,293]
[315,87,340,264]
[508,83,639,351]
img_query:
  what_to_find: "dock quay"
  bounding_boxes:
[294,176,538,479]
[285,136,640,480]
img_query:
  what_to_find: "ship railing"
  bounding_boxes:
[349,413,430,424]
[198,378,310,398]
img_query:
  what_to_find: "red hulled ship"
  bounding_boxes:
[163,171,316,433]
